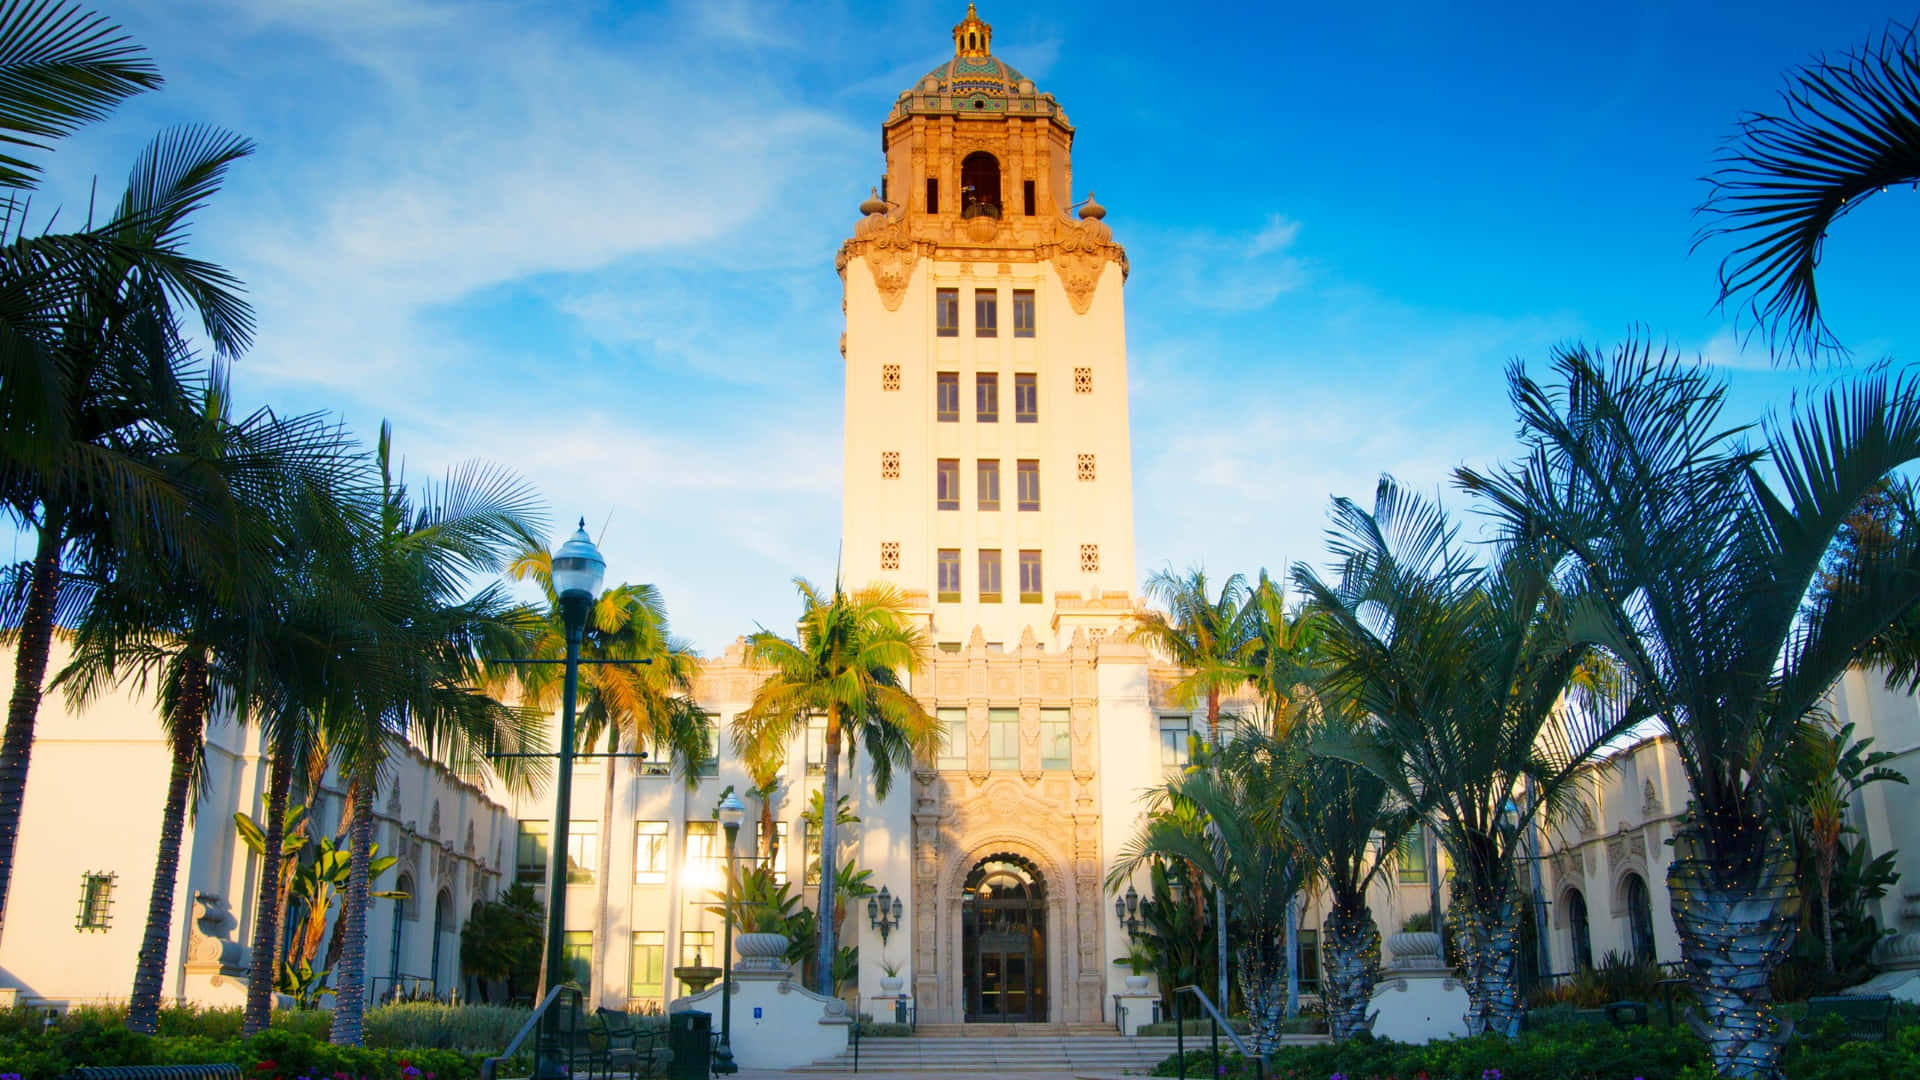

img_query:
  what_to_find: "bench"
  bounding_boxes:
[75,1068,242,1080]
[593,1007,673,1078]
[1805,994,1894,1043]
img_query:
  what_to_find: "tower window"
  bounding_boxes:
[1017,459,1040,510]
[976,373,999,422]
[76,872,114,931]
[880,450,900,479]
[926,177,939,214]
[937,372,960,421]
[937,549,962,602]
[936,289,959,336]
[1014,373,1037,421]
[975,289,998,337]
[977,459,1001,511]
[979,549,1003,603]
[961,152,1001,219]
[1077,453,1096,481]
[1023,180,1036,217]
[1019,550,1043,603]
[1013,291,1036,337]
[882,363,901,391]
[937,459,960,510]
[1073,366,1093,393]
[880,541,900,571]
[1080,543,1100,573]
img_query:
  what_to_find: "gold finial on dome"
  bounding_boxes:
[953,3,992,57]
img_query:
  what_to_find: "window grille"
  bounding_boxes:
[1077,454,1096,482]
[881,451,900,479]
[76,872,114,931]
[880,541,901,571]
[882,364,901,391]
[1080,544,1100,573]
[1073,366,1093,393]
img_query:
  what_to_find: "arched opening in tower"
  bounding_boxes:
[961,152,1002,219]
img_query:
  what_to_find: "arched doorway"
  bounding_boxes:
[960,152,1001,218]
[432,889,453,997]
[962,854,1047,1022]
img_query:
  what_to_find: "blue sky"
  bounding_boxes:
[28,0,1918,653]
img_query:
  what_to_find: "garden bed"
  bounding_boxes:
[1148,1013,1920,1080]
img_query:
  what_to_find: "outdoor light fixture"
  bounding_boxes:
[715,790,745,1076]
[534,519,606,1079]
[1115,883,1141,936]
[868,884,904,943]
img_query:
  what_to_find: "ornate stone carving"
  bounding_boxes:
[1041,215,1128,315]
[1642,779,1661,817]
[187,892,247,970]
[838,212,925,312]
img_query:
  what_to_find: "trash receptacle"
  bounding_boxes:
[668,1010,711,1080]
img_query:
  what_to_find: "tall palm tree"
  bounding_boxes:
[323,425,548,1045]
[503,548,707,1010]
[1296,479,1633,1038]
[0,122,254,944]
[47,372,356,1033]
[1459,342,1920,1077]
[731,579,936,996]
[1131,567,1260,1012]
[1263,713,1417,1041]
[1109,739,1304,1053]
[1694,18,1920,360]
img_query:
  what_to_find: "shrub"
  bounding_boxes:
[1152,1024,1705,1080]
[362,1003,531,1053]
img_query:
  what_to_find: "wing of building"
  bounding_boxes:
[9,1,1920,1030]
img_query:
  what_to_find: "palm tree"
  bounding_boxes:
[731,579,936,996]
[1130,567,1261,1012]
[1109,739,1304,1053]
[323,425,548,1045]
[1264,713,1417,1041]
[0,122,254,944]
[1694,19,1920,360]
[1296,478,1633,1038]
[47,372,356,1033]
[503,547,708,1011]
[1459,344,1920,1076]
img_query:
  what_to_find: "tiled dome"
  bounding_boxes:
[888,4,1066,124]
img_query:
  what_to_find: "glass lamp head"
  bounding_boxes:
[718,790,746,832]
[551,519,607,601]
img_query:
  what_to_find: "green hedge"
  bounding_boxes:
[1147,1015,1920,1080]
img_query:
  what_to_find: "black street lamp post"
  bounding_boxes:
[715,790,745,1075]
[536,522,604,1079]
[1114,883,1141,937]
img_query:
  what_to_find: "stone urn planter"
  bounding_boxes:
[734,932,792,975]
[1386,931,1444,970]
[879,974,905,994]
[1124,974,1152,993]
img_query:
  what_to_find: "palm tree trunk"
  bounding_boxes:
[1235,936,1286,1054]
[0,523,63,944]
[126,651,209,1033]
[1206,690,1228,1014]
[243,739,297,1035]
[1453,883,1523,1037]
[1321,896,1380,1041]
[1668,825,1798,1080]
[815,705,841,997]
[1818,862,1836,976]
[330,768,377,1045]
[588,726,617,1009]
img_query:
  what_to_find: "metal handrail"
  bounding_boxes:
[1172,984,1266,1080]
[479,985,570,1080]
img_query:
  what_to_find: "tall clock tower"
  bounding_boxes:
[837,2,1137,650]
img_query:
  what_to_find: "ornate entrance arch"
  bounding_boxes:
[962,854,1047,1021]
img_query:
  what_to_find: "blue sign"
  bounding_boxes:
[753,1007,763,1019]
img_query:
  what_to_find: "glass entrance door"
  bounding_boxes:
[961,854,1047,1022]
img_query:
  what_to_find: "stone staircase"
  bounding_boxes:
[796,1031,1186,1073]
